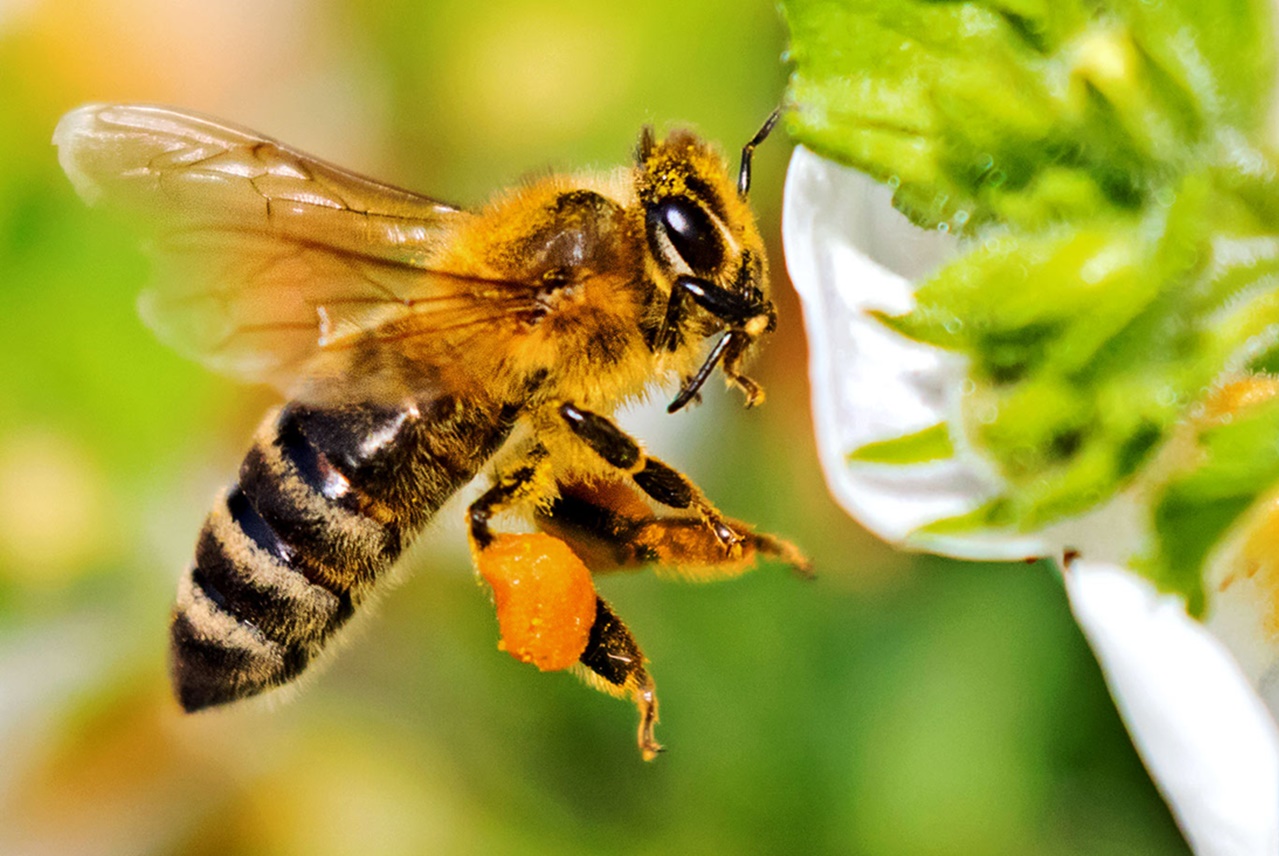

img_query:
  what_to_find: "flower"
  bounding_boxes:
[783,145,1279,854]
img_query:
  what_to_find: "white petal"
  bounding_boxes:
[782,145,1048,559]
[1065,559,1279,855]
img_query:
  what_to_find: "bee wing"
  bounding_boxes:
[54,103,528,400]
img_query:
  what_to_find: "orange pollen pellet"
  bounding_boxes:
[476,533,598,672]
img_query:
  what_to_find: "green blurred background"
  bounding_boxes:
[0,1,1187,853]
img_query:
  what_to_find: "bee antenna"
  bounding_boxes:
[737,108,781,198]
[667,332,734,414]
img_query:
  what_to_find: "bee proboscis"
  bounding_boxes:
[54,103,807,759]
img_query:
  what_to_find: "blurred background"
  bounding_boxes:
[0,0,1188,853]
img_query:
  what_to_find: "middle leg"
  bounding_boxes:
[557,403,756,555]
[537,477,811,580]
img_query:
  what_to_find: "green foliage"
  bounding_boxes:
[848,422,953,463]
[782,0,1273,230]
[784,0,1279,605]
[1141,397,1279,616]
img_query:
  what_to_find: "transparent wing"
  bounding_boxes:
[53,103,531,398]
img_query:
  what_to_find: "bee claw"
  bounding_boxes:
[737,380,765,409]
[637,676,662,761]
[790,560,816,581]
[752,532,813,579]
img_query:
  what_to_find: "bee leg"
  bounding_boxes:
[539,479,812,579]
[467,453,663,760]
[558,403,749,557]
[720,331,766,408]
[574,597,662,761]
[468,450,594,670]
[467,447,550,550]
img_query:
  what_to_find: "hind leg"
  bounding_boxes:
[467,453,662,759]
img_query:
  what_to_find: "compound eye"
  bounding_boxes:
[648,197,723,274]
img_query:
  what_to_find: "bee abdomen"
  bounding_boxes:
[171,480,354,711]
[171,396,514,712]
[172,527,320,711]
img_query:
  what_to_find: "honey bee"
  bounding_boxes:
[53,103,807,759]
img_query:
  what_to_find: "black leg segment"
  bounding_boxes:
[632,460,693,509]
[672,275,765,326]
[559,403,640,469]
[468,451,546,550]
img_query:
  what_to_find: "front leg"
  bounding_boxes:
[557,403,746,554]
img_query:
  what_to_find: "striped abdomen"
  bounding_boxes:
[170,395,515,711]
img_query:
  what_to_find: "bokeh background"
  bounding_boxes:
[0,1,1189,853]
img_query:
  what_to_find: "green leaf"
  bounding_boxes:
[782,0,1274,231]
[849,422,954,464]
[1138,396,1279,615]
[859,178,1236,525]
[797,0,1279,606]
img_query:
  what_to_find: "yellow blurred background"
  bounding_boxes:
[0,1,1187,853]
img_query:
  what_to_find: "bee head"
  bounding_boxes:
[634,113,780,412]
